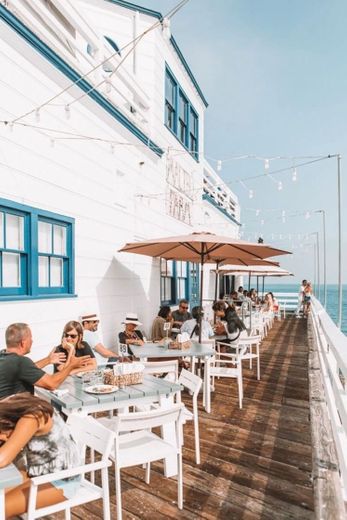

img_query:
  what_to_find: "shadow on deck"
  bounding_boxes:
[70,316,314,519]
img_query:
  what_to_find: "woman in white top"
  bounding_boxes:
[181,306,214,341]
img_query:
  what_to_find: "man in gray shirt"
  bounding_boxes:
[0,323,90,399]
[172,299,192,329]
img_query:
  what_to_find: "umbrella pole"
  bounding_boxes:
[262,276,265,299]
[199,254,204,343]
[248,272,251,291]
[214,261,220,324]
[256,276,259,295]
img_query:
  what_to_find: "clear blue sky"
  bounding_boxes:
[133,0,347,284]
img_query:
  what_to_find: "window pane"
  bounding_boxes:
[6,214,24,250]
[181,262,187,277]
[160,258,167,275]
[2,252,20,287]
[50,257,63,287]
[165,73,175,106]
[38,221,52,253]
[38,256,49,287]
[167,260,173,276]
[164,277,172,301]
[179,94,187,122]
[177,278,186,299]
[0,212,3,248]
[53,225,66,255]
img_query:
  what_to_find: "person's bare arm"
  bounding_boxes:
[94,343,120,358]
[0,416,42,468]
[35,355,91,390]
[35,347,66,369]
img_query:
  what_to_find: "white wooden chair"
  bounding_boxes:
[24,415,114,520]
[191,339,216,376]
[208,341,248,409]
[142,359,179,382]
[98,404,185,520]
[238,335,262,380]
[176,368,202,464]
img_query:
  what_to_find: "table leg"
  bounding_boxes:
[159,394,178,477]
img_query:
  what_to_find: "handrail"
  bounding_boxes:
[310,296,347,512]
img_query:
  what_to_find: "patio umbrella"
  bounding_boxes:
[119,232,291,341]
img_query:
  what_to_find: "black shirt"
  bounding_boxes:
[0,351,45,399]
[118,330,143,345]
[53,341,95,373]
[172,310,192,324]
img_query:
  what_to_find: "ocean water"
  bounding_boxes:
[259,283,347,336]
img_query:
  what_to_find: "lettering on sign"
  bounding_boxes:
[166,157,193,225]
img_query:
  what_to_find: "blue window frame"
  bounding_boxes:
[165,71,176,133]
[164,65,199,160]
[161,260,196,306]
[0,198,75,300]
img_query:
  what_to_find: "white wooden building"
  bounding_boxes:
[0,0,241,359]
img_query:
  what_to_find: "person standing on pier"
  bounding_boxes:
[295,279,307,318]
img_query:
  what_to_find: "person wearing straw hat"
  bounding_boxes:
[118,313,144,346]
[80,312,120,365]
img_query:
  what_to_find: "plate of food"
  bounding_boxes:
[84,384,118,394]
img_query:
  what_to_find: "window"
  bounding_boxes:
[0,199,74,300]
[178,93,188,145]
[189,108,198,159]
[176,261,188,300]
[165,71,176,132]
[164,66,199,160]
[160,259,174,304]
[160,259,190,305]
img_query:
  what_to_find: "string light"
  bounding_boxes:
[249,189,254,199]
[255,209,260,216]
[277,181,283,191]
[305,211,311,219]
[50,138,55,148]
[105,79,112,94]
[110,143,115,154]
[64,105,71,120]
[264,159,270,171]
[162,17,171,39]
[217,160,222,171]
[35,109,40,123]
[292,167,297,181]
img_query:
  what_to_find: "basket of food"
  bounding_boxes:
[103,362,144,387]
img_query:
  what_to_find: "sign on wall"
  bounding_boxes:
[166,157,193,225]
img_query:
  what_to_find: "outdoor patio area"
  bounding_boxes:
[49,316,313,520]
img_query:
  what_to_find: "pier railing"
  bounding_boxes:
[310,297,347,514]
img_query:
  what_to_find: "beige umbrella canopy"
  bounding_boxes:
[119,232,291,263]
[119,232,291,341]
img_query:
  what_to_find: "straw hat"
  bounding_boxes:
[79,312,100,322]
[122,312,142,326]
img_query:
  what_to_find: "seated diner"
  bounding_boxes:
[151,306,173,342]
[118,313,144,346]
[54,321,96,374]
[0,393,81,519]
[181,306,214,341]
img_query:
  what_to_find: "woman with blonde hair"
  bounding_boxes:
[0,393,81,519]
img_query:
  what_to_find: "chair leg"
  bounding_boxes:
[65,509,71,520]
[115,466,123,520]
[145,462,151,484]
[101,467,111,520]
[256,346,260,380]
[177,453,183,509]
[193,404,200,465]
[237,368,243,409]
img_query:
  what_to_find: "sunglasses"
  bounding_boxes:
[180,306,188,310]
[64,332,78,339]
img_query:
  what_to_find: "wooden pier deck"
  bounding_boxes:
[61,316,315,519]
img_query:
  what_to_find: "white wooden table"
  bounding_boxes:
[36,374,182,477]
[130,342,215,413]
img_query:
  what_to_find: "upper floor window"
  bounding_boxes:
[160,259,174,304]
[0,199,74,300]
[164,65,199,160]
[189,108,198,159]
[165,71,176,132]
[160,259,191,305]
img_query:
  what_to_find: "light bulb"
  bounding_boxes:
[110,143,115,154]
[35,109,40,123]
[217,160,222,171]
[292,168,297,181]
[249,189,254,199]
[305,211,310,219]
[278,181,283,191]
[255,209,260,217]
[264,159,270,171]
[282,217,286,224]
[65,105,71,120]
[281,210,286,217]
[261,219,264,226]
[8,122,14,132]
[50,138,55,148]
[162,17,171,39]
[105,79,112,94]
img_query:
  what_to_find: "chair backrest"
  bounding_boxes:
[238,334,261,346]
[143,360,178,381]
[178,368,202,395]
[114,403,184,433]
[67,415,114,459]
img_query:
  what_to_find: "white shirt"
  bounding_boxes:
[83,329,104,365]
[181,319,214,341]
